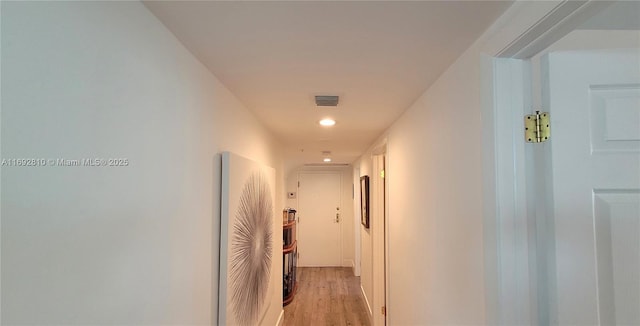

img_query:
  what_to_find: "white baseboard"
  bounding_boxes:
[343,259,354,269]
[275,309,284,326]
[360,284,372,317]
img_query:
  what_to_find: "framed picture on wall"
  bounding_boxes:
[219,152,276,326]
[360,175,370,228]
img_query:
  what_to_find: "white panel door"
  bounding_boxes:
[297,173,342,267]
[544,49,640,325]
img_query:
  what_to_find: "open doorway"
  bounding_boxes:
[371,148,387,326]
[351,141,388,325]
[486,2,640,325]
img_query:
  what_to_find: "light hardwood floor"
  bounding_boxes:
[283,267,371,326]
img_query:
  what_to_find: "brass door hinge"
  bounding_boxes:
[381,306,386,316]
[525,111,550,143]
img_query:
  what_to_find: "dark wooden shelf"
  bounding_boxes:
[283,213,297,306]
[283,240,297,254]
[283,281,298,306]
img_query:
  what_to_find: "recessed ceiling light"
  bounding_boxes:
[319,118,336,126]
[323,157,332,162]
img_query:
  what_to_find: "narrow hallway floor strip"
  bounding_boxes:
[283,267,371,326]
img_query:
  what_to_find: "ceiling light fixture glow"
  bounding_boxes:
[323,157,332,162]
[319,118,336,127]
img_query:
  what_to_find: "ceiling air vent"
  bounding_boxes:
[304,163,350,167]
[315,95,339,107]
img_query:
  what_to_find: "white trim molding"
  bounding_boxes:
[497,0,612,59]
[344,259,355,269]
[275,309,284,326]
[482,57,533,325]
[361,284,373,318]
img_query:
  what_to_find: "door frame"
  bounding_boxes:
[354,167,362,277]
[481,1,613,325]
[371,142,388,326]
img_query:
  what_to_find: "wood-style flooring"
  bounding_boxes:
[283,267,371,326]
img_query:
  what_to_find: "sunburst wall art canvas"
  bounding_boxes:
[219,152,277,326]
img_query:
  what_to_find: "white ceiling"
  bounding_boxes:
[578,1,640,30]
[144,1,513,165]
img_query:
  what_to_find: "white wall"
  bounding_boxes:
[385,51,487,324]
[284,166,355,268]
[340,168,355,268]
[1,2,283,325]
[354,46,487,324]
[352,166,362,277]
[353,157,373,316]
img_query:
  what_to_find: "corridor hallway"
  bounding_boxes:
[284,268,370,326]
[5,1,637,325]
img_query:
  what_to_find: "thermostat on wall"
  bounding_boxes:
[287,192,296,199]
